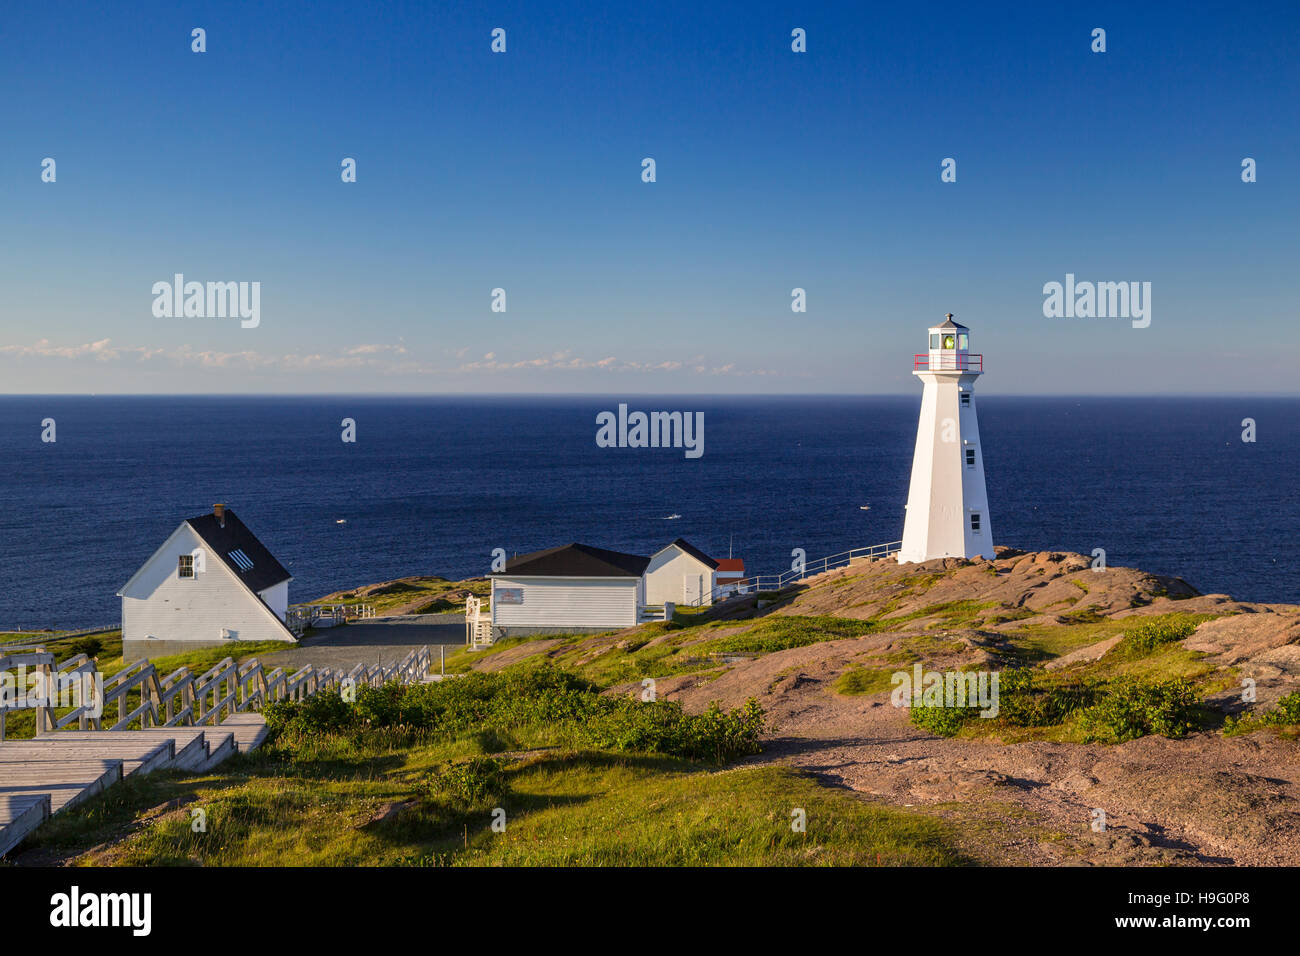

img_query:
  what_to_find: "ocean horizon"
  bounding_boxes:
[2,394,1296,629]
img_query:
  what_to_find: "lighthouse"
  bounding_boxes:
[898,314,995,563]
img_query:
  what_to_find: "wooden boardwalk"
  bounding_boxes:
[0,717,263,857]
[0,643,431,858]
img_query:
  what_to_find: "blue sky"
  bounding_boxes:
[1,0,1297,394]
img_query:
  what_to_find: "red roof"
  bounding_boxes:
[716,559,745,573]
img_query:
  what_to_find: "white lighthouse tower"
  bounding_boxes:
[898,314,995,564]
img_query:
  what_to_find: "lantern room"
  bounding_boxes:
[914,313,983,373]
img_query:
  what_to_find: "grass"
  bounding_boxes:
[440,615,896,690]
[567,615,885,686]
[448,606,1006,693]
[310,575,491,615]
[834,634,972,698]
[835,665,899,696]
[1225,691,1300,738]
[996,611,1218,666]
[35,749,966,867]
[26,671,968,867]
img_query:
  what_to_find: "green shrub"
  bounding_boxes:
[1077,676,1199,743]
[264,691,357,736]
[579,697,764,762]
[997,668,1096,727]
[1225,691,1300,735]
[1271,692,1300,724]
[909,703,975,737]
[427,756,508,806]
[67,636,104,660]
[1113,618,1201,658]
[263,665,765,764]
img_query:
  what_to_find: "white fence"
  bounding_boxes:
[682,540,902,608]
[0,643,431,742]
[286,602,376,635]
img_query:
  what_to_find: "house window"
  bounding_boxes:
[965,448,976,468]
[970,513,982,534]
[960,392,971,407]
[178,554,195,578]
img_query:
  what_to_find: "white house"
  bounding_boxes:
[490,542,650,636]
[117,504,297,659]
[643,538,719,607]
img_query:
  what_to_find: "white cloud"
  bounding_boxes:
[0,338,786,381]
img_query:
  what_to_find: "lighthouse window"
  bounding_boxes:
[942,334,956,349]
[971,513,982,533]
[960,392,971,407]
[958,334,968,350]
[965,448,976,468]
[930,333,941,349]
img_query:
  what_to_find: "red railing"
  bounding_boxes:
[914,353,983,372]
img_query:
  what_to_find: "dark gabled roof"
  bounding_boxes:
[661,538,719,570]
[185,508,292,594]
[935,313,968,331]
[494,542,650,578]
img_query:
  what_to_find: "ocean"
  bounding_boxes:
[1,395,1296,629]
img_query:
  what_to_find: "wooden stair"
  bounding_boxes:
[0,643,429,858]
[0,714,267,858]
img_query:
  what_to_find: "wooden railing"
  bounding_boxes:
[465,596,494,649]
[285,603,376,635]
[0,645,433,742]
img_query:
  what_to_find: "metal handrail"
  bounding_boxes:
[914,353,983,372]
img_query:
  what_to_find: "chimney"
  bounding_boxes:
[213,503,226,527]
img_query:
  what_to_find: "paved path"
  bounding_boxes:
[260,614,461,672]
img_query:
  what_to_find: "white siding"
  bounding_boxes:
[260,580,289,621]
[899,370,995,563]
[492,576,639,629]
[120,524,294,645]
[644,546,715,606]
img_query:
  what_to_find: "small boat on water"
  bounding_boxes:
[663,513,681,520]
[336,519,347,524]
[859,505,871,511]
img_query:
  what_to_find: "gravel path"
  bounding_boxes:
[259,614,462,672]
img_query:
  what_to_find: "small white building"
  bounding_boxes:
[714,558,747,596]
[490,543,650,636]
[643,538,719,606]
[117,504,297,659]
[899,314,995,563]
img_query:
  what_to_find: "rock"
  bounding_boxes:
[1046,634,1124,670]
